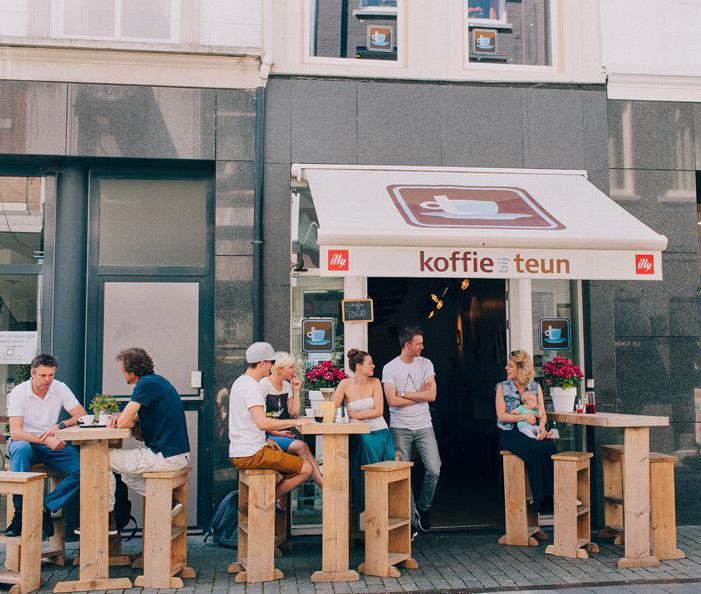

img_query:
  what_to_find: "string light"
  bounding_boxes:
[427,310,435,319]
[460,279,470,290]
[430,293,440,303]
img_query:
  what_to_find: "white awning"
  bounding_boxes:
[294,165,668,281]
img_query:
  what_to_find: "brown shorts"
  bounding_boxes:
[231,445,303,477]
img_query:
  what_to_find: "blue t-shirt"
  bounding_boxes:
[131,373,189,458]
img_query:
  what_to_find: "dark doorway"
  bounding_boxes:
[368,277,507,528]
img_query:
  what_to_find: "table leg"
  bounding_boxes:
[617,427,660,569]
[54,440,133,592]
[311,434,359,583]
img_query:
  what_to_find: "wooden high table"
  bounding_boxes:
[548,411,669,569]
[53,426,133,593]
[300,421,370,583]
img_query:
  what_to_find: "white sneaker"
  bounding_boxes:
[171,503,184,518]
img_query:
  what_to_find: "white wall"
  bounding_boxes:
[601,0,701,101]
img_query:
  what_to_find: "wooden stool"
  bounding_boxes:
[498,450,548,546]
[227,469,283,583]
[545,452,599,559]
[6,464,65,571]
[357,461,418,578]
[0,471,46,594]
[600,445,685,560]
[133,467,195,589]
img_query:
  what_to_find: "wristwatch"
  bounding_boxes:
[57,421,66,430]
[399,391,405,399]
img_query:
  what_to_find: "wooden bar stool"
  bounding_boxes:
[545,451,599,559]
[133,467,195,589]
[357,461,418,578]
[227,469,283,583]
[6,465,65,572]
[498,450,548,546]
[0,471,46,594]
[600,445,685,560]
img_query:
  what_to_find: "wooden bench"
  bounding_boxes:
[133,467,195,589]
[0,471,46,594]
[227,469,283,583]
[498,450,548,546]
[600,444,685,560]
[6,464,65,571]
[545,452,599,559]
[357,461,418,578]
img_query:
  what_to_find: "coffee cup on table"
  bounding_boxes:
[79,414,94,425]
[99,413,111,425]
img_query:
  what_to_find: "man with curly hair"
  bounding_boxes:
[106,347,190,532]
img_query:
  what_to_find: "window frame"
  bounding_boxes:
[304,0,406,67]
[465,0,509,29]
[50,0,182,44]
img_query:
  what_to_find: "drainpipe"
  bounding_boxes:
[253,85,266,341]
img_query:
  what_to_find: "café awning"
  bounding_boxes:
[293,164,668,280]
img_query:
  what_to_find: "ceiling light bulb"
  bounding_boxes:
[461,279,470,290]
[436,300,443,310]
[428,310,435,319]
[430,293,439,303]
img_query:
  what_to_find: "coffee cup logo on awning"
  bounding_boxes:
[328,249,349,271]
[387,185,565,230]
[635,254,654,275]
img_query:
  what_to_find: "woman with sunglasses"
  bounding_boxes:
[495,349,555,513]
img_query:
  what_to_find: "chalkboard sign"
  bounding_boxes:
[342,299,374,323]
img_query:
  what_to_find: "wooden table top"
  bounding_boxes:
[56,426,132,441]
[300,422,370,435]
[548,411,669,428]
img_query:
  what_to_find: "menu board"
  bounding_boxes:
[342,299,374,323]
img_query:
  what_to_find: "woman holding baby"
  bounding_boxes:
[495,349,556,513]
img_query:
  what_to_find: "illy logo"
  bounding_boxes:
[328,250,349,271]
[635,254,654,275]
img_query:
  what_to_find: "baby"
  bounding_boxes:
[515,391,540,439]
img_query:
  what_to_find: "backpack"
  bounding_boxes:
[204,490,238,549]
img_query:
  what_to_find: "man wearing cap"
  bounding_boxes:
[229,342,313,498]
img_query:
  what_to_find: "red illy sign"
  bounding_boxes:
[328,249,349,271]
[635,254,655,275]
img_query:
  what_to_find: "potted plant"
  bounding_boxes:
[543,357,584,412]
[90,393,120,425]
[304,360,347,408]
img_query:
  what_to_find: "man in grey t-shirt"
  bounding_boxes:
[382,326,441,534]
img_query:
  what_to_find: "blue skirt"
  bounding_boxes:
[349,428,395,513]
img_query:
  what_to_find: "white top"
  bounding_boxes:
[348,397,388,432]
[381,356,435,430]
[229,374,267,458]
[258,377,293,418]
[7,379,80,435]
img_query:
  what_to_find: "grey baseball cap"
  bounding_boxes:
[245,342,276,364]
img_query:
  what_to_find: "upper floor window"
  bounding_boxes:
[465,0,551,66]
[310,0,401,62]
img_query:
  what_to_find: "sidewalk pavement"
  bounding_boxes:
[12,525,701,594]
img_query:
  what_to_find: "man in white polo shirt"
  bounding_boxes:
[382,326,441,536]
[5,353,87,537]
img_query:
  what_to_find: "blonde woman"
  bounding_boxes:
[495,349,556,513]
[259,353,323,495]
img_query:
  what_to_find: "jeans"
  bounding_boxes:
[8,440,81,513]
[108,446,190,512]
[391,426,441,524]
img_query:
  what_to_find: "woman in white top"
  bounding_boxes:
[259,353,323,503]
[332,348,395,512]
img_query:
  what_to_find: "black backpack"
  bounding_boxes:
[204,491,238,549]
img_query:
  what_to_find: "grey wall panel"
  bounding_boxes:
[216,160,255,257]
[290,79,358,164]
[264,78,291,165]
[441,85,524,168]
[216,90,256,161]
[609,169,697,254]
[67,84,215,159]
[608,100,695,171]
[262,163,292,286]
[215,256,254,350]
[694,104,701,171]
[583,90,609,171]
[524,88,585,169]
[357,82,442,166]
[0,81,67,156]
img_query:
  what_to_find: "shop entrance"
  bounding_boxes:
[368,277,507,528]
